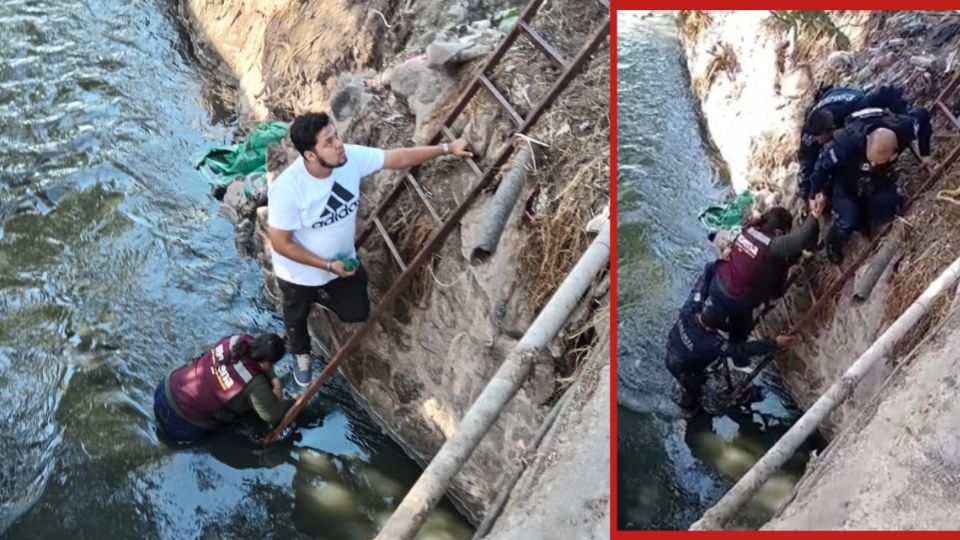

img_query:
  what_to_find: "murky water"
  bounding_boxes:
[0,0,471,537]
[616,11,819,530]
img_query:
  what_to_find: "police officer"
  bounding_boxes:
[153,333,299,444]
[807,108,933,264]
[798,84,909,199]
[665,262,795,414]
[708,195,826,343]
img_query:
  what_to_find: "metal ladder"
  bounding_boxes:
[728,69,960,403]
[266,0,610,443]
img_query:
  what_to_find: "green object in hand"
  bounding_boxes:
[335,253,360,272]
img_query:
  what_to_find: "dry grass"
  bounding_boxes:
[764,10,851,61]
[693,42,740,98]
[553,302,608,396]
[385,198,439,306]
[677,10,713,43]
[882,192,960,357]
[516,53,609,310]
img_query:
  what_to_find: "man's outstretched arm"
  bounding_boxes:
[382,138,473,169]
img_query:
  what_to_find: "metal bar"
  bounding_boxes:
[375,221,611,540]
[358,181,409,249]
[515,16,609,139]
[479,74,524,126]
[265,14,610,444]
[404,174,442,224]
[441,125,484,178]
[373,217,407,271]
[936,100,960,133]
[935,70,960,105]
[518,21,566,68]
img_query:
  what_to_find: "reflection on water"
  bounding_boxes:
[0,0,471,536]
[616,11,819,530]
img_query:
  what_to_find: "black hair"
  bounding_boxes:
[250,333,286,364]
[757,206,793,233]
[290,112,332,155]
[701,303,727,330]
[804,108,835,136]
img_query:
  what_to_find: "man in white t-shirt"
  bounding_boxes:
[268,112,473,387]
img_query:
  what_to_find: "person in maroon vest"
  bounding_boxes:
[709,194,826,342]
[153,333,299,444]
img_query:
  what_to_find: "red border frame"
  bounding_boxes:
[608,5,960,538]
[609,6,621,535]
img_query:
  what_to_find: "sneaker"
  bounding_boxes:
[293,353,312,387]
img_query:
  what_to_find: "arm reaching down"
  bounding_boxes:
[246,376,294,427]
[720,337,778,368]
[268,227,355,278]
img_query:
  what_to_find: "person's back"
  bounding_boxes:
[168,334,263,422]
[748,211,821,306]
[714,207,797,306]
[845,109,932,162]
[154,333,292,444]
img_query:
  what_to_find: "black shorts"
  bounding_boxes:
[278,265,371,324]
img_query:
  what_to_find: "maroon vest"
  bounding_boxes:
[716,226,773,299]
[169,334,262,422]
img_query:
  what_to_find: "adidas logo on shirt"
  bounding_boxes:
[311,181,359,228]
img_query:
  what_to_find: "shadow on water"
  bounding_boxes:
[0,0,471,537]
[616,11,821,530]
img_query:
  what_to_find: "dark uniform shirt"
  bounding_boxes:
[667,264,776,373]
[807,111,926,198]
[798,85,908,181]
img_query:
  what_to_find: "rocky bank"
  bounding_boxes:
[179,0,611,532]
[680,9,960,528]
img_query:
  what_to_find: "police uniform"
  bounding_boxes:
[797,85,908,199]
[665,263,777,411]
[808,108,932,263]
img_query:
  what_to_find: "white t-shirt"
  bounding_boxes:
[268,144,385,286]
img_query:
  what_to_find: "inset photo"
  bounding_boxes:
[616,9,960,532]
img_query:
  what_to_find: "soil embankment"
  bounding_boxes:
[680,10,960,528]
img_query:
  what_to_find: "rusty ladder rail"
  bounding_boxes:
[266,0,610,443]
[727,70,960,404]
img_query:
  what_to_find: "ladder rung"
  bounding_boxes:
[405,174,443,224]
[479,74,524,126]
[518,21,566,68]
[373,217,407,271]
[936,100,960,133]
[440,125,485,178]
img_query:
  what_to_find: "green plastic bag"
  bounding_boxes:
[699,190,756,233]
[335,253,360,272]
[195,121,288,189]
[495,7,520,32]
